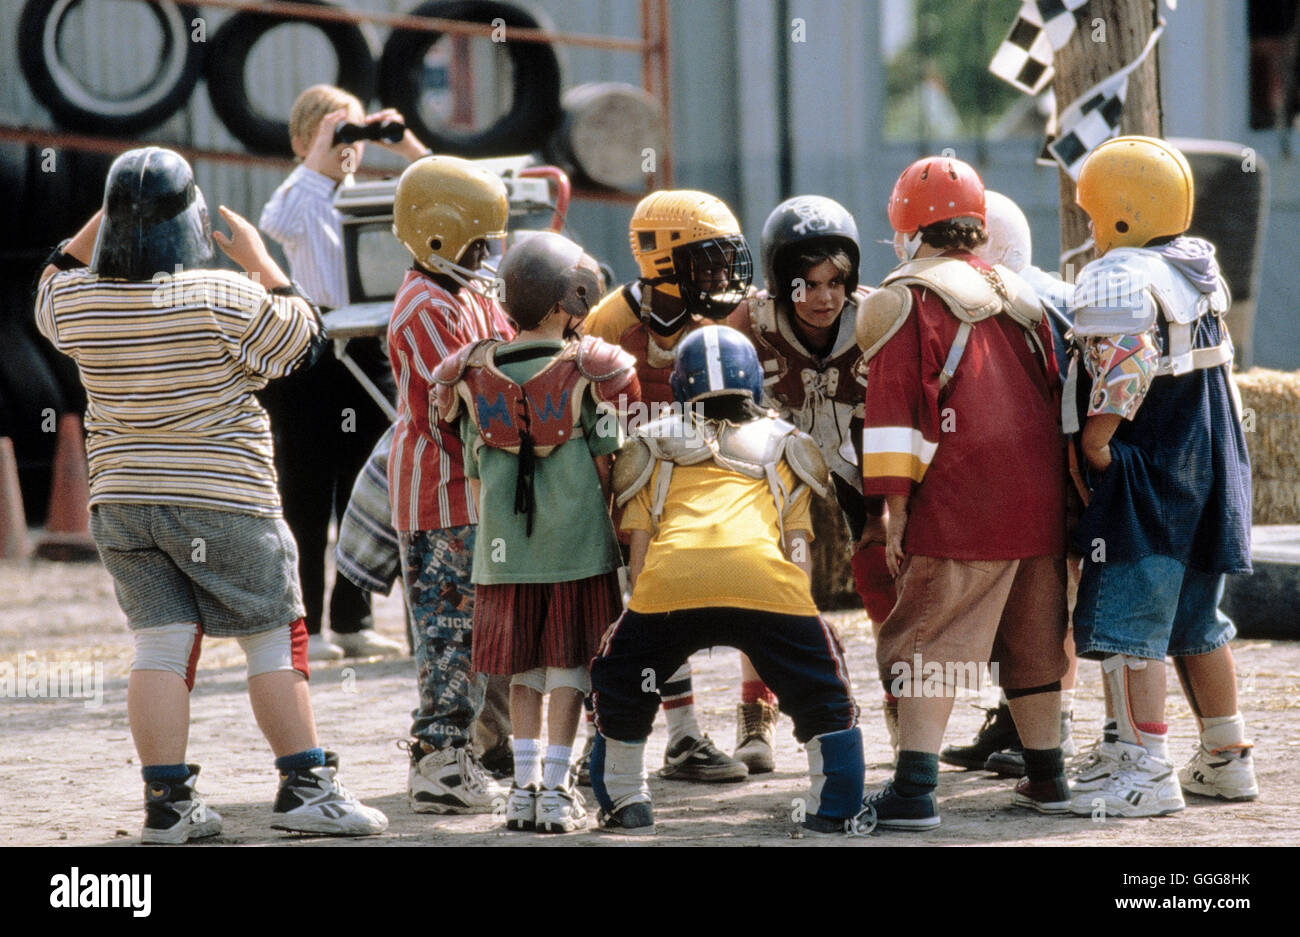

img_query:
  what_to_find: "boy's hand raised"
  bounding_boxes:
[214,206,289,290]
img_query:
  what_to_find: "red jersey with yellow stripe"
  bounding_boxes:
[861,254,1065,560]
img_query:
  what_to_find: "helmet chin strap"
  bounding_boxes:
[424,253,500,299]
[901,230,925,260]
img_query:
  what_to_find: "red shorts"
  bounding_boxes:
[472,572,623,675]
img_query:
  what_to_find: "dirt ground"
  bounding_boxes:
[2,554,1297,848]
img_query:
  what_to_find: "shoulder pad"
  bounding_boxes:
[431,339,496,424]
[783,430,830,498]
[1019,265,1076,315]
[612,436,655,507]
[638,412,713,466]
[993,265,1045,331]
[855,283,913,359]
[1069,251,1158,337]
[883,257,1002,323]
[712,416,796,480]
[576,335,635,380]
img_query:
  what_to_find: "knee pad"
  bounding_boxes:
[132,623,202,690]
[544,666,590,695]
[239,619,309,679]
[510,668,547,694]
[805,727,865,820]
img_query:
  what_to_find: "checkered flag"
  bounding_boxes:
[1045,63,1130,177]
[989,0,1091,96]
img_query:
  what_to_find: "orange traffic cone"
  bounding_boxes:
[36,413,97,562]
[0,437,32,560]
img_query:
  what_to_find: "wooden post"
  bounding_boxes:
[1051,0,1164,276]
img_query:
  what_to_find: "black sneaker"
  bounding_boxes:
[659,735,748,782]
[939,704,1020,769]
[271,751,388,835]
[801,803,877,837]
[479,742,514,781]
[597,799,655,834]
[985,746,1026,778]
[863,782,940,831]
[142,765,222,845]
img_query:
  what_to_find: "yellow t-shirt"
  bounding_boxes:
[581,287,640,345]
[622,460,818,616]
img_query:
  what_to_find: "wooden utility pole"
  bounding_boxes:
[1052,0,1163,275]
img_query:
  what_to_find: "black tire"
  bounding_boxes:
[205,0,378,155]
[378,0,562,158]
[18,0,204,135]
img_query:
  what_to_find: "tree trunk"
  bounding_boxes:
[1052,0,1164,277]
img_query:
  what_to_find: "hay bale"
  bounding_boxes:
[1236,368,1300,524]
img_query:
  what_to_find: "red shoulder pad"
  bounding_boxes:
[431,339,496,424]
[575,335,639,406]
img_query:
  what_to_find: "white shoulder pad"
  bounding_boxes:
[855,282,913,359]
[1069,250,1158,337]
[783,430,830,498]
[1019,264,1076,315]
[883,257,1002,323]
[612,436,655,507]
[639,413,713,466]
[993,265,1045,331]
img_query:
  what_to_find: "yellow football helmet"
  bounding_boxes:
[393,155,508,288]
[628,190,752,326]
[1076,136,1194,255]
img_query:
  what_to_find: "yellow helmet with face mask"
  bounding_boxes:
[1075,136,1194,255]
[628,189,752,332]
[393,155,508,292]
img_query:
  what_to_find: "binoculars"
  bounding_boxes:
[333,120,406,146]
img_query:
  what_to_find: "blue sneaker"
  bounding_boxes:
[863,782,940,831]
[597,799,655,835]
[801,803,877,837]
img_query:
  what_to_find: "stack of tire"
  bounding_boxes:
[18,0,567,156]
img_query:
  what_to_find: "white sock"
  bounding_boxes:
[662,662,700,746]
[1135,727,1169,762]
[1200,714,1246,751]
[513,738,541,788]
[542,745,572,789]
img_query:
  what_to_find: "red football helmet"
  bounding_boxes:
[887,156,985,234]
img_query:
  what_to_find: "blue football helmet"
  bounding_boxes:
[670,325,764,404]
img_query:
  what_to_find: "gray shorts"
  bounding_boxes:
[90,503,305,638]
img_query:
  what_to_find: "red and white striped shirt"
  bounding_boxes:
[387,269,514,531]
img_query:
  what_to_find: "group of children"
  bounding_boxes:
[35,73,1258,840]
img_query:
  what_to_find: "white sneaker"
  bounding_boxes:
[307,634,343,661]
[141,765,223,845]
[1068,738,1121,792]
[536,785,588,833]
[506,784,538,831]
[408,743,504,814]
[271,752,388,835]
[1179,744,1259,801]
[333,630,404,659]
[1069,741,1184,818]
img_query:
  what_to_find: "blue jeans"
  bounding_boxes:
[399,526,484,749]
[1073,554,1237,660]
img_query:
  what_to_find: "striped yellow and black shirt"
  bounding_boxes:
[35,268,319,516]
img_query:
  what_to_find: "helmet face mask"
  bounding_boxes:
[669,234,752,320]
